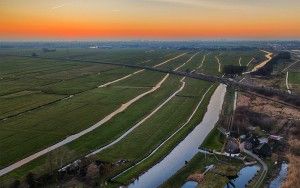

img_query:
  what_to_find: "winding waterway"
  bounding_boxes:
[128,84,227,188]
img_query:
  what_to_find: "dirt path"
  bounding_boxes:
[238,57,242,66]
[98,53,186,88]
[246,57,255,67]
[233,92,237,111]
[245,50,273,74]
[215,55,221,73]
[281,59,300,73]
[98,70,144,88]
[153,53,187,68]
[197,54,207,69]
[286,72,292,94]
[174,52,199,71]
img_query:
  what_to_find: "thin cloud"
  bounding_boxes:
[52,4,65,10]
[147,0,251,10]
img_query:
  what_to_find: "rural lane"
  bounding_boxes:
[243,149,268,188]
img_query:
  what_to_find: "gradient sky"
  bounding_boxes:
[1,0,300,40]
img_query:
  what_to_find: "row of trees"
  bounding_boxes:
[223,65,247,75]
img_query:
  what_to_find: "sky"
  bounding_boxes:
[1,0,300,40]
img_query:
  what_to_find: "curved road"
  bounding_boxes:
[243,149,268,188]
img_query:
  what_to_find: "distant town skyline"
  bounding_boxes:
[1,0,300,40]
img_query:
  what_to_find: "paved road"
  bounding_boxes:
[243,149,268,188]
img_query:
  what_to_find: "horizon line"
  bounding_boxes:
[1,38,300,43]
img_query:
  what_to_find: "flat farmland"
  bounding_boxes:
[0,49,186,167]
[0,48,268,187]
[289,71,300,93]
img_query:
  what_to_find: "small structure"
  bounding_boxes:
[243,134,260,150]
[258,137,268,144]
[225,138,240,155]
[269,135,283,141]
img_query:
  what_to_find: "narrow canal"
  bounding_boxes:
[128,84,227,188]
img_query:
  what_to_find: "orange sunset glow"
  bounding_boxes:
[1,0,300,39]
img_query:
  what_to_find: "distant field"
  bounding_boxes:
[289,71,300,93]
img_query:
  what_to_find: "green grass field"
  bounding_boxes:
[289,71,300,93]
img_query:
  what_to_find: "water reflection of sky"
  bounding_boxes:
[269,163,288,188]
[225,165,260,188]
